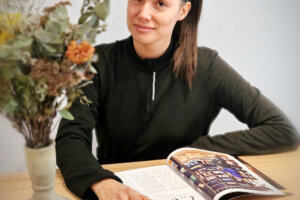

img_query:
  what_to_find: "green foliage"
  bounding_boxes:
[52,5,69,22]
[45,17,68,35]
[2,98,18,114]
[34,77,48,102]
[94,1,109,21]
[0,36,33,62]
[79,12,93,25]
[0,0,110,148]
[58,109,74,120]
[34,29,64,56]
[76,0,110,43]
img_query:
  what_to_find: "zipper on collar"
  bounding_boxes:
[144,72,156,121]
[152,72,156,101]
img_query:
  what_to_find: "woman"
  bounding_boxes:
[56,0,299,199]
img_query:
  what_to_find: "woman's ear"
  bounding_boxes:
[178,2,191,21]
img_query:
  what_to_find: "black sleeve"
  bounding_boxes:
[55,59,122,199]
[190,53,300,155]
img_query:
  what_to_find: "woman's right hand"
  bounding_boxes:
[91,178,151,200]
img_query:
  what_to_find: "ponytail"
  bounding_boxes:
[173,0,203,88]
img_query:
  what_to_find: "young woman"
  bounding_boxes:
[56,0,299,199]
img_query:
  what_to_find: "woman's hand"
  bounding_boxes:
[91,178,151,200]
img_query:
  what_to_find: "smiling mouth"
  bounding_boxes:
[135,24,153,29]
[134,24,154,33]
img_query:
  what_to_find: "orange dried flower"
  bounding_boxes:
[66,40,95,64]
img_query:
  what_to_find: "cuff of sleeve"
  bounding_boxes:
[65,168,123,199]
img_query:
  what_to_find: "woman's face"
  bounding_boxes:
[127,0,190,46]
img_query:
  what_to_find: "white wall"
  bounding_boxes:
[1,0,299,174]
[199,0,300,135]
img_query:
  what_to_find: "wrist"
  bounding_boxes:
[91,178,114,197]
[91,179,104,197]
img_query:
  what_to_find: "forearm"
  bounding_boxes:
[190,125,299,156]
[56,129,122,199]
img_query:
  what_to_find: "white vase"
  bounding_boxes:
[24,140,68,200]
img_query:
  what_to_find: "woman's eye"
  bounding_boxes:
[157,1,167,7]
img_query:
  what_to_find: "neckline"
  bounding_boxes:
[127,36,174,73]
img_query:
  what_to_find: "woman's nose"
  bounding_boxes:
[137,3,152,22]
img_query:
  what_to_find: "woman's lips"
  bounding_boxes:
[134,24,154,33]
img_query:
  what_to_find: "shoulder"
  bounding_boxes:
[94,37,130,59]
[92,37,130,75]
[197,46,219,72]
[198,46,218,56]
[196,46,242,80]
[197,46,219,69]
[92,38,130,96]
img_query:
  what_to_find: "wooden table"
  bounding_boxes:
[0,148,299,200]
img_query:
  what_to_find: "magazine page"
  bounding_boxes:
[116,165,207,200]
[235,157,287,192]
[167,148,284,200]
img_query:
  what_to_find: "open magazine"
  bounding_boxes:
[116,148,288,200]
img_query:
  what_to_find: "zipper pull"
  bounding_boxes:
[152,72,156,101]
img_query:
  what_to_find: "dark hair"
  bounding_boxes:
[173,0,203,88]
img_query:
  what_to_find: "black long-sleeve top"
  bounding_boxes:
[55,36,299,199]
